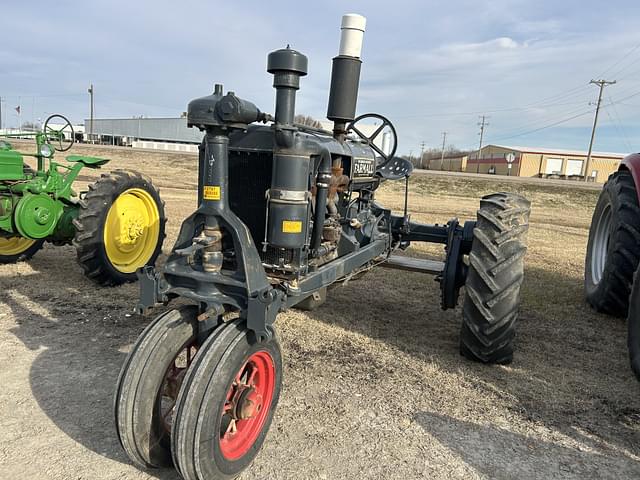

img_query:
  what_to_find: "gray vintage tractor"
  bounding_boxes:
[585,153,640,379]
[114,14,531,480]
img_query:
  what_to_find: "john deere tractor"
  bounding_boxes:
[0,114,165,285]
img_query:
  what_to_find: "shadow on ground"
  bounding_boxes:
[4,246,179,480]
[414,411,640,479]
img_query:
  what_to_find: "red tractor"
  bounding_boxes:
[585,154,640,378]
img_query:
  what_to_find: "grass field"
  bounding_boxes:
[1,142,639,479]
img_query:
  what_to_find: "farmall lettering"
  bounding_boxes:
[353,157,375,177]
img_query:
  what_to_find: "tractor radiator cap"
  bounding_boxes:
[267,47,308,76]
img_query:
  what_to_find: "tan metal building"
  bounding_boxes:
[465,144,626,183]
[424,154,468,172]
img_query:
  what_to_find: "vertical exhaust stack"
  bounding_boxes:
[327,14,367,139]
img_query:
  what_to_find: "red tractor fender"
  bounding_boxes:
[620,153,640,203]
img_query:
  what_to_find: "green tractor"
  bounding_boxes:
[0,114,166,285]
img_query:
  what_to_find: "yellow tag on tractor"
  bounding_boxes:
[0,114,165,285]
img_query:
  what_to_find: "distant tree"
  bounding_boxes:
[294,114,322,129]
[419,145,471,169]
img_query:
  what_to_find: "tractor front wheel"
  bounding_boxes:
[172,320,282,480]
[73,169,166,286]
[0,236,44,263]
[460,192,530,364]
[114,306,199,469]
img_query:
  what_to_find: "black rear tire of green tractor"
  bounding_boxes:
[73,169,166,286]
[585,171,640,317]
[114,306,199,469]
[460,192,530,365]
[628,268,640,380]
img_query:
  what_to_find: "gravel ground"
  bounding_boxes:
[1,143,639,479]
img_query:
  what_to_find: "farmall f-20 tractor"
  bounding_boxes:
[0,116,165,284]
[114,15,531,480]
[585,154,640,378]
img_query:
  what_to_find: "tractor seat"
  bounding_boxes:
[376,156,414,180]
[65,155,109,167]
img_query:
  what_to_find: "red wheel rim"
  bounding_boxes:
[219,350,276,461]
[160,340,198,434]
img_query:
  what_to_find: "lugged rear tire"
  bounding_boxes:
[73,169,166,286]
[460,192,530,364]
[585,171,640,317]
[628,268,640,380]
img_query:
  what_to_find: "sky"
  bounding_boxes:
[2,0,640,155]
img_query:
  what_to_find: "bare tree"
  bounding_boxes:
[294,115,322,129]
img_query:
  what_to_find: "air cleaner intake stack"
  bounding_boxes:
[327,14,367,138]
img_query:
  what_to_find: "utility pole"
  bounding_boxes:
[0,96,2,131]
[584,79,616,182]
[439,131,447,170]
[476,115,489,174]
[419,141,426,169]
[88,83,94,143]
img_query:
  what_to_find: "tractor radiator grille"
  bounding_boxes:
[261,246,295,267]
[228,149,272,248]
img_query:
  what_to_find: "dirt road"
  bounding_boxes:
[1,144,639,479]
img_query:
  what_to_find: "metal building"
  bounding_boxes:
[466,144,627,183]
[84,117,202,148]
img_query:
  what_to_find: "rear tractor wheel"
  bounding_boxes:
[585,171,640,317]
[628,268,640,380]
[460,192,531,364]
[73,169,166,286]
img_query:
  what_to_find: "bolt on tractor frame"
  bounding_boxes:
[0,114,166,285]
[115,14,531,480]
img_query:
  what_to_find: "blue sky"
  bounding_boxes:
[2,0,640,155]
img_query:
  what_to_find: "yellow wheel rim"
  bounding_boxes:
[103,188,160,273]
[0,237,37,256]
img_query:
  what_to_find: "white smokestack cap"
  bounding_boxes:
[338,13,367,58]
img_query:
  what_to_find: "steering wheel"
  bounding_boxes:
[347,113,398,166]
[44,114,75,152]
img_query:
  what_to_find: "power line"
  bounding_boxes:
[598,40,640,78]
[606,96,634,152]
[488,108,595,143]
[584,79,616,182]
